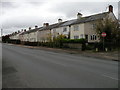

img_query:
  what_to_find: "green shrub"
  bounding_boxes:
[61,38,86,44]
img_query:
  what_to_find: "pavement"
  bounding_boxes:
[2,43,118,88]
[7,43,119,61]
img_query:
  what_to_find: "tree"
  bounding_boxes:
[2,35,10,43]
[95,18,119,46]
[53,34,66,48]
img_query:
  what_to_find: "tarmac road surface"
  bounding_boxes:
[2,43,118,88]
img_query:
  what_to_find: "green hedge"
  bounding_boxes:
[61,38,86,44]
[7,39,21,44]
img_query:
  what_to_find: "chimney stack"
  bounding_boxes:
[24,29,26,32]
[43,23,49,27]
[29,27,31,30]
[46,23,49,26]
[77,12,82,19]
[21,29,23,32]
[43,23,46,27]
[58,18,62,23]
[35,25,38,29]
[109,5,113,12]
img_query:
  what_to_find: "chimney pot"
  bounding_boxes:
[29,27,31,30]
[77,12,82,19]
[109,5,113,12]
[43,23,46,27]
[46,23,49,26]
[43,23,49,27]
[18,30,20,33]
[24,29,26,32]
[21,29,23,32]
[58,18,62,23]
[35,25,38,29]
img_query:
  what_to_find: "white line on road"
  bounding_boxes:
[102,74,119,81]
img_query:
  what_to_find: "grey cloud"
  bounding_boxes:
[1,1,118,35]
[48,2,118,18]
[2,15,58,30]
[2,16,43,29]
[1,2,17,8]
[28,2,45,5]
[1,2,19,15]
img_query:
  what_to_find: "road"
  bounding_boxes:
[2,43,118,88]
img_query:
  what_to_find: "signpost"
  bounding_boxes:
[101,32,106,51]
[101,32,106,37]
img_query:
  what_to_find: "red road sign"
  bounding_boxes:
[101,32,106,37]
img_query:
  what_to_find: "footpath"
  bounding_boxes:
[7,43,119,61]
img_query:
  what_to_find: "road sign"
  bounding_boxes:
[101,32,106,37]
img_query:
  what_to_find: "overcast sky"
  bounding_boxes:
[0,0,119,35]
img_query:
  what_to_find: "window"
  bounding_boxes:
[53,29,56,33]
[74,25,79,31]
[80,34,83,38]
[85,35,88,40]
[90,34,97,40]
[91,35,93,40]
[74,36,79,39]
[93,35,95,40]
[92,23,96,29]
[63,27,67,32]
[94,35,97,40]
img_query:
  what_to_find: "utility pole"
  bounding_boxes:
[1,29,3,42]
[1,29,2,36]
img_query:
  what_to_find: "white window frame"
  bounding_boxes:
[92,23,96,30]
[74,25,79,31]
[53,29,56,33]
[63,27,67,32]
[74,36,79,39]
[80,34,83,38]
[90,34,97,40]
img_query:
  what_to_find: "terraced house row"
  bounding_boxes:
[9,5,117,43]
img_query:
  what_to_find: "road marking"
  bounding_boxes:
[102,74,119,81]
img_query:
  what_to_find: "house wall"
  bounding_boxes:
[61,26,70,38]
[70,24,85,39]
[51,27,61,39]
[84,22,100,43]
[51,26,70,39]
[38,30,51,42]
[23,33,29,42]
[19,34,24,41]
[29,31,38,42]
[108,12,117,21]
[9,34,20,40]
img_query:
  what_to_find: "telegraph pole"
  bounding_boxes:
[1,29,3,42]
[1,29,2,36]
